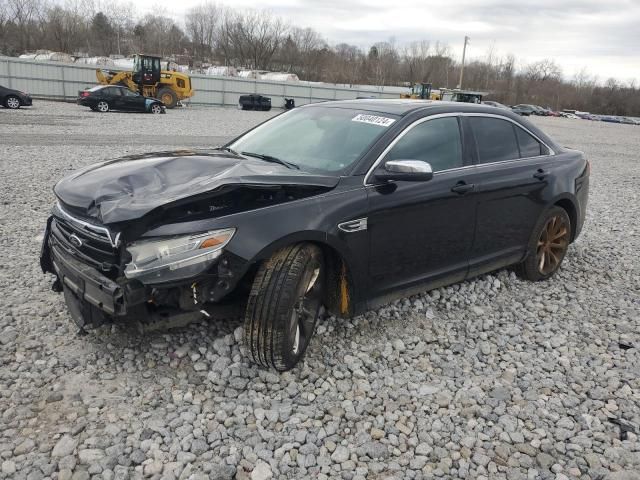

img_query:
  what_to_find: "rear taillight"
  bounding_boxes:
[81,91,90,97]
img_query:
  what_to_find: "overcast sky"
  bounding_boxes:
[146,0,640,82]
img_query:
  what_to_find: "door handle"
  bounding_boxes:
[451,182,475,194]
[533,168,549,180]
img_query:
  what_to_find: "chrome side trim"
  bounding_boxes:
[363,112,556,186]
[55,202,121,248]
[338,217,368,233]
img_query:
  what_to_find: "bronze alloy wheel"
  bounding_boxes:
[516,206,573,281]
[289,266,322,356]
[536,214,570,275]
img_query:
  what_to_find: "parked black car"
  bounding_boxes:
[78,85,165,113]
[511,104,538,116]
[1,85,32,109]
[40,100,589,371]
[482,100,510,110]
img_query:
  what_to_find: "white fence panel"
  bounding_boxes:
[0,56,401,107]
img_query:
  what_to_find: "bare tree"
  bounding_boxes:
[2,0,640,115]
[525,58,562,82]
[6,0,45,52]
[403,41,431,84]
[186,2,219,61]
[44,0,86,53]
[104,1,135,55]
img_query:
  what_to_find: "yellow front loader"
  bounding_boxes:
[96,54,194,108]
[400,82,433,100]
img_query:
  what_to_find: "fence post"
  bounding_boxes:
[7,59,12,88]
[61,65,66,99]
[221,76,226,106]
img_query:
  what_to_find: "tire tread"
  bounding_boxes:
[244,243,320,371]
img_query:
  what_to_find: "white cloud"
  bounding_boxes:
[142,0,640,81]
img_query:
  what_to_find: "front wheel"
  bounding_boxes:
[244,244,324,371]
[516,206,571,281]
[150,103,163,114]
[157,88,178,109]
[96,101,109,113]
[5,95,21,109]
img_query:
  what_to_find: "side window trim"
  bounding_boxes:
[512,123,523,159]
[364,113,463,185]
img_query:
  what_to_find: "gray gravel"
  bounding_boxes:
[0,101,639,480]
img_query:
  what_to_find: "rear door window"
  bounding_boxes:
[470,117,520,163]
[515,127,549,157]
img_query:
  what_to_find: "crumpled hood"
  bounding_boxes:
[54,150,339,224]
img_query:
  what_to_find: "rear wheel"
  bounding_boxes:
[244,244,324,371]
[5,95,20,109]
[516,206,571,281]
[157,88,178,109]
[150,103,163,114]
[96,101,109,113]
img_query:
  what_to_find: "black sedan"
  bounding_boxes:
[511,104,538,116]
[77,85,165,114]
[40,100,589,371]
[482,100,510,110]
[1,85,33,109]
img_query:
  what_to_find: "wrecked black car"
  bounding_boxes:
[41,100,589,371]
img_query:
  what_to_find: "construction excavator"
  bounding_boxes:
[95,54,194,108]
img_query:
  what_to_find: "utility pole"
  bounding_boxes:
[458,36,470,89]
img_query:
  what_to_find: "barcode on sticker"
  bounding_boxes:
[352,114,396,127]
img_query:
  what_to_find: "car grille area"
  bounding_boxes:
[50,209,120,275]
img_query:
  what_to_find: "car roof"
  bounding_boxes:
[307,99,508,117]
[305,98,562,153]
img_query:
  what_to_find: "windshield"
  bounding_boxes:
[230,106,398,174]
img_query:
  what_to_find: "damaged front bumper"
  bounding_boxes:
[40,214,248,330]
[52,243,127,316]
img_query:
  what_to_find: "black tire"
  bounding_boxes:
[516,206,572,281]
[5,95,21,109]
[157,88,178,109]
[90,106,98,112]
[244,244,324,371]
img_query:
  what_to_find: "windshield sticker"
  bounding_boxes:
[351,114,396,127]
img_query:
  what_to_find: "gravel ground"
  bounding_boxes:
[0,101,638,480]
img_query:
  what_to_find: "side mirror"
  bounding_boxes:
[374,159,433,182]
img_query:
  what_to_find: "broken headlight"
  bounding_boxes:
[124,228,235,283]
